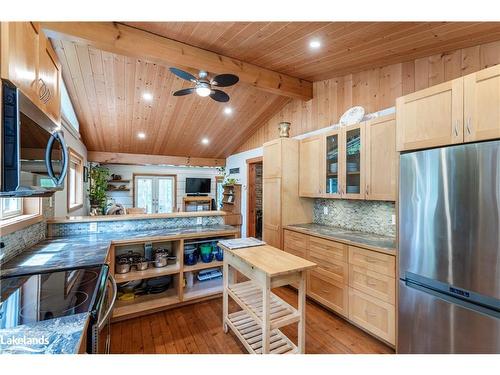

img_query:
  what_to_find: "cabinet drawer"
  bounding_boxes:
[309,236,347,262]
[308,270,348,317]
[349,265,395,304]
[348,246,395,277]
[348,288,395,345]
[283,230,308,256]
[308,251,348,285]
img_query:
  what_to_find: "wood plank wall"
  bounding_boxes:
[236,40,500,153]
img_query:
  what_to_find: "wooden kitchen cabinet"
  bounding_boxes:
[323,129,343,198]
[464,64,500,143]
[283,228,397,346]
[0,22,40,103]
[299,135,323,197]
[0,22,61,123]
[341,123,366,200]
[396,78,464,152]
[262,138,313,249]
[365,114,397,201]
[38,35,61,123]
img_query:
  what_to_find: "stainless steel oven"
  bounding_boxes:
[88,266,117,354]
[1,79,68,197]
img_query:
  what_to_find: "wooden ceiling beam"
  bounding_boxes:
[41,22,312,100]
[88,151,225,167]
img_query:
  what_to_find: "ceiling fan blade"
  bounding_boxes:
[209,89,230,102]
[211,74,239,87]
[169,67,197,82]
[173,88,195,96]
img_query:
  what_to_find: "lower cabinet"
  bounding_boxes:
[283,229,396,346]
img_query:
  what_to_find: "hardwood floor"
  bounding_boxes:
[110,287,394,354]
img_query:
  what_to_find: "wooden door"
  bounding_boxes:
[464,64,500,143]
[396,78,464,152]
[299,136,322,197]
[262,177,281,248]
[38,34,61,123]
[0,22,39,103]
[365,115,397,201]
[263,139,281,178]
[341,123,365,200]
[323,129,342,198]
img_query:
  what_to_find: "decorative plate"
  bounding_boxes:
[339,106,365,126]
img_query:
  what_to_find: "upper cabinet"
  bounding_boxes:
[324,129,342,198]
[396,78,464,152]
[341,123,365,200]
[0,22,40,104]
[365,115,397,201]
[463,64,500,143]
[299,135,323,197]
[1,22,61,124]
[397,64,500,152]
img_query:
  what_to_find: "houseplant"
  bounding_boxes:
[88,164,110,215]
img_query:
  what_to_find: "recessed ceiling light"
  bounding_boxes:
[137,132,146,139]
[142,92,153,101]
[201,138,210,145]
[309,39,321,49]
[224,107,233,115]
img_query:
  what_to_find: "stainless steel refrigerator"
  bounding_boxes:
[399,140,500,354]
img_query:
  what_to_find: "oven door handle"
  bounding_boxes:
[98,272,117,330]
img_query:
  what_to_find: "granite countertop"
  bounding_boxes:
[0,313,88,354]
[285,223,396,254]
[1,224,238,278]
[0,224,237,354]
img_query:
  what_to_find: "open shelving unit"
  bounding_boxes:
[110,232,237,321]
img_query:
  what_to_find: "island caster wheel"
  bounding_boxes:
[223,323,229,333]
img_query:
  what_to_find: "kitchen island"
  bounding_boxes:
[220,243,316,354]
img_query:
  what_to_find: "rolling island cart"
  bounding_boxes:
[218,243,316,354]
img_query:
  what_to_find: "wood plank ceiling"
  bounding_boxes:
[54,22,500,159]
[53,39,290,159]
[124,22,500,82]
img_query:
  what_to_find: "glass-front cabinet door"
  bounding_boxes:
[324,130,342,197]
[341,123,365,199]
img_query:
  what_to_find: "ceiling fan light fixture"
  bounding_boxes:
[195,83,211,97]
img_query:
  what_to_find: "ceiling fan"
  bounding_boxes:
[169,67,239,102]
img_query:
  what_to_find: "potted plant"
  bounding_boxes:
[88,164,110,215]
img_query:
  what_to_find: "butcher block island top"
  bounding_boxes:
[219,243,316,354]
[225,245,316,277]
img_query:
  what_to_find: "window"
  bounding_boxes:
[0,198,23,220]
[134,175,176,214]
[67,149,84,212]
[216,176,224,210]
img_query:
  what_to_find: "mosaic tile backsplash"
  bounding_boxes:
[48,215,225,237]
[313,199,396,237]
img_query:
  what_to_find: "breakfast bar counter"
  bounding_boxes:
[219,244,316,354]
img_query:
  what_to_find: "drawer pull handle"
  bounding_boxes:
[365,258,378,264]
[367,280,377,286]
[365,310,377,318]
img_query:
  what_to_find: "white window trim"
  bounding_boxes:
[133,174,177,214]
[67,148,84,212]
[0,198,43,236]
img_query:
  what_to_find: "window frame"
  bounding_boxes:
[67,148,85,213]
[0,197,43,236]
[0,198,23,220]
[133,173,177,214]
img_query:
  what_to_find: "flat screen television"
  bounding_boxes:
[185,177,211,194]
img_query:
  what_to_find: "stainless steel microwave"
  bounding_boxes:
[1,79,68,197]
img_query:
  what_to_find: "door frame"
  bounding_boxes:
[246,156,263,238]
[132,173,177,212]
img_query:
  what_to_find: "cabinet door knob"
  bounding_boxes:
[366,185,369,196]
[466,117,472,135]
[454,120,459,137]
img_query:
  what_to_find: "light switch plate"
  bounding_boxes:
[196,217,203,225]
[89,222,97,232]
[391,214,396,225]
[323,206,329,215]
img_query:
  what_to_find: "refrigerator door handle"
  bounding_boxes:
[404,278,500,320]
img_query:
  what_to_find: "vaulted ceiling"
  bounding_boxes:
[50,22,500,159]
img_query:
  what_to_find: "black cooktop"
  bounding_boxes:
[0,266,105,329]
